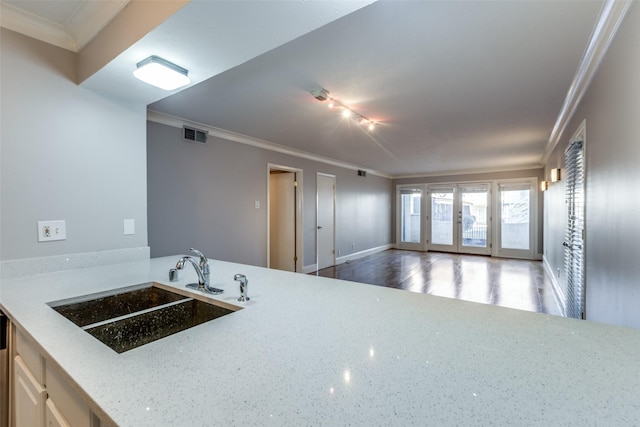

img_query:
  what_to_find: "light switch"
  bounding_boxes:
[123,219,135,235]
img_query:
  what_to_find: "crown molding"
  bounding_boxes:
[393,164,543,180]
[1,2,75,51]
[147,110,393,179]
[0,0,128,52]
[542,0,632,163]
[67,1,129,52]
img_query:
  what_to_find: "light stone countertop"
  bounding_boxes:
[2,255,640,426]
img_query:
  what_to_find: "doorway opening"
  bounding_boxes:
[268,165,303,272]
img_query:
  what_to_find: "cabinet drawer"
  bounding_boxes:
[16,329,44,384]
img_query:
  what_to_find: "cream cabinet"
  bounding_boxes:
[14,355,45,427]
[45,399,70,427]
[13,329,99,427]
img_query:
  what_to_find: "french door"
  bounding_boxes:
[428,184,491,255]
[496,180,536,259]
[398,187,424,250]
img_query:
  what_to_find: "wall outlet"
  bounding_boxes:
[123,219,135,235]
[352,244,356,250]
[37,220,66,242]
[255,201,260,209]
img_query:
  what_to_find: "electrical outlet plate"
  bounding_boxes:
[38,220,66,242]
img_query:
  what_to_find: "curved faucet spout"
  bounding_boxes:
[176,256,207,288]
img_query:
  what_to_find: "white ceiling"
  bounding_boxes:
[2,0,605,177]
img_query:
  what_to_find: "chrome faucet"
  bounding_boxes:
[176,253,223,295]
[189,248,210,282]
[234,274,249,302]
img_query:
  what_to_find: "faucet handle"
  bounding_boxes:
[190,248,209,273]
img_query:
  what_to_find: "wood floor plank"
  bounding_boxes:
[312,250,563,316]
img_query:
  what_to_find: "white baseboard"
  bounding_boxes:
[336,244,393,265]
[543,255,567,317]
[302,244,394,274]
[302,264,318,274]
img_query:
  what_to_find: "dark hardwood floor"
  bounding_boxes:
[312,249,563,316]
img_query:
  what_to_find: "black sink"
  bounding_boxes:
[49,283,239,353]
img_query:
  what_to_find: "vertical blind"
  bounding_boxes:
[564,139,585,319]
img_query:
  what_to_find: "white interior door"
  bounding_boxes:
[269,171,296,271]
[428,184,491,255]
[317,174,335,270]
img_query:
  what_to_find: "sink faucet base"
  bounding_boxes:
[186,283,224,295]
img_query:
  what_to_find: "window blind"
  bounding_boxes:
[564,139,585,319]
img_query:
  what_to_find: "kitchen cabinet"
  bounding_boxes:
[13,329,98,427]
[14,355,45,427]
[45,399,70,427]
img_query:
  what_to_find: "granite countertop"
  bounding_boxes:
[2,256,640,426]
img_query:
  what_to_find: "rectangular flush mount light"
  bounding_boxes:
[133,56,191,90]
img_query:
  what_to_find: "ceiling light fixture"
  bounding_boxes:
[133,56,191,91]
[310,88,378,131]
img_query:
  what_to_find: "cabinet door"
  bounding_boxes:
[14,355,45,427]
[45,399,71,427]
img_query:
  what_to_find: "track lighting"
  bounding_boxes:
[310,88,378,131]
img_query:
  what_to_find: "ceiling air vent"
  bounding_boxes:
[183,126,208,144]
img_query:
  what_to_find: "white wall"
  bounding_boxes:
[544,3,640,328]
[147,121,393,269]
[0,29,148,261]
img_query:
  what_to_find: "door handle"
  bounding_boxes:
[317,226,323,230]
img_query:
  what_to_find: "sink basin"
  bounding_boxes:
[49,283,239,353]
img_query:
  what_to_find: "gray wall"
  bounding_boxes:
[543,3,640,328]
[394,168,544,252]
[0,29,148,261]
[147,121,393,268]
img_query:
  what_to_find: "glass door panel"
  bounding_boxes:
[398,188,424,250]
[500,188,530,250]
[428,184,491,255]
[496,181,535,259]
[430,188,456,252]
[460,187,489,250]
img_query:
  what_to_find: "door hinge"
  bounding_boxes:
[490,243,492,248]
[294,256,298,262]
[332,249,335,254]
[294,181,298,187]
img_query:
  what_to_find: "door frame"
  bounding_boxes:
[267,164,303,272]
[427,182,492,255]
[493,178,539,259]
[316,173,336,270]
